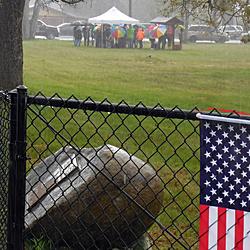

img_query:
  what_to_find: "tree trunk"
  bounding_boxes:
[0,0,25,91]
[30,0,41,38]
[22,0,31,39]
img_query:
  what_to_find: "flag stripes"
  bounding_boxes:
[199,205,250,250]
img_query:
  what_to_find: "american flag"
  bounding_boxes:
[199,114,250,250]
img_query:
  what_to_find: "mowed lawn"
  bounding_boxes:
[23,41,250,249]
[24,40,250,112]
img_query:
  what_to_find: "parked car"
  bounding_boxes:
[188,24,229,43]
[241,31,250,43]
[57,23,73,37]
[35,20,59,39]
[218,25,243,39]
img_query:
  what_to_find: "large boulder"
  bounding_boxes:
[25,145,163,249]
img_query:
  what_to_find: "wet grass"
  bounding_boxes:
[24,40,250,112]
[23,41,250,249]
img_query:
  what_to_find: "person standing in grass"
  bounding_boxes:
[136,27,145,49]
[127,25,135,48]
[73,25,83,47]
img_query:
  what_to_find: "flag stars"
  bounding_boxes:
[229,184,235,191]
[210,130,216,137]
[204,137,211,144]
[216,167,223,174]
[201,120,250,210]
[241,200,247,208]
[204,195,211,202]
[223,190,229,197]
[216,138,222,145]
[241,171,247,178]
[204,122,210,129]
[234,178,241,185]
[204,180,211,187]
[210,173,216,181]
[223,176,229,182]
[235,192,240,199]
[211,159,217,166]
[216,153,222,159]
[229,155,235,161]
[229,169,235,176]
[234,148,241,154]
[222,132,229,138]
[241,185,247,193]
[240,127,247,133]
[229,140,235,147]
[205,151,211,158]
[210,188,217,195]
[216,124,222,130]
[204,166,211,173]
[217,197,223,203]
[222,147,229,153]
[210,145,217,151]
[241,156,247,163]
[222,161,229,168]
[235,163,241,169]
[216,182,223,189]
[234,133,241,140]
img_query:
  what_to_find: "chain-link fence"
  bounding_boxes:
[0,91,10,250]
[24,93,202,250]
[1,87,247,250]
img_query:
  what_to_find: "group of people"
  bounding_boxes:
[73,23,175,50]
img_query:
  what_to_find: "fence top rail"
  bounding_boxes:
[27,95,250,121]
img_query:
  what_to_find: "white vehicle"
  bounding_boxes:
[57,23,73,37]
[188,24,229,43]
[218,25,243,39]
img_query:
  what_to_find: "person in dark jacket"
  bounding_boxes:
[73,25,82,47]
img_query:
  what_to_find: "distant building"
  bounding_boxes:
[29,0,161,25]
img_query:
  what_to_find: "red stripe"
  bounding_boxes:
[217,207,226,250]
[199,205,209,250]
[207,107,250,116]
[235,210,244,250]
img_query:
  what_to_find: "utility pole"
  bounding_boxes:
[129,0,132,17]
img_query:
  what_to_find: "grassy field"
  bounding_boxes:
[24,40,250,112]
[23,41,250,249]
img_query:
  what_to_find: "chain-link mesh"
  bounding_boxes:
[24,93,201,250]
[24,93,246,250]
[0,91,10,250]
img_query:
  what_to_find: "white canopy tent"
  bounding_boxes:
[88,6,139,25]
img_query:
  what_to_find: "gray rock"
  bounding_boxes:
[25,145,163,249]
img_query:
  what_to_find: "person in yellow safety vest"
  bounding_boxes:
[136,28,145,49]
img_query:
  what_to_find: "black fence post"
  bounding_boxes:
[7,86,27,250]
[7,89,17,250]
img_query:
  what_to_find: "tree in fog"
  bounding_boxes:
[23,0,43,39]
[0,0,86,91]
[160,0,250,26]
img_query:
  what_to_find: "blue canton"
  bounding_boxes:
[200,120,250,212]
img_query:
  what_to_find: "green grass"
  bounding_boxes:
[24,40,250,112]
[23,41,250,249]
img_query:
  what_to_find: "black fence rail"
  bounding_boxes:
[1,86,248,250]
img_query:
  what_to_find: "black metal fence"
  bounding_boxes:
[0,91,10,250]
[0,86,247,250]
